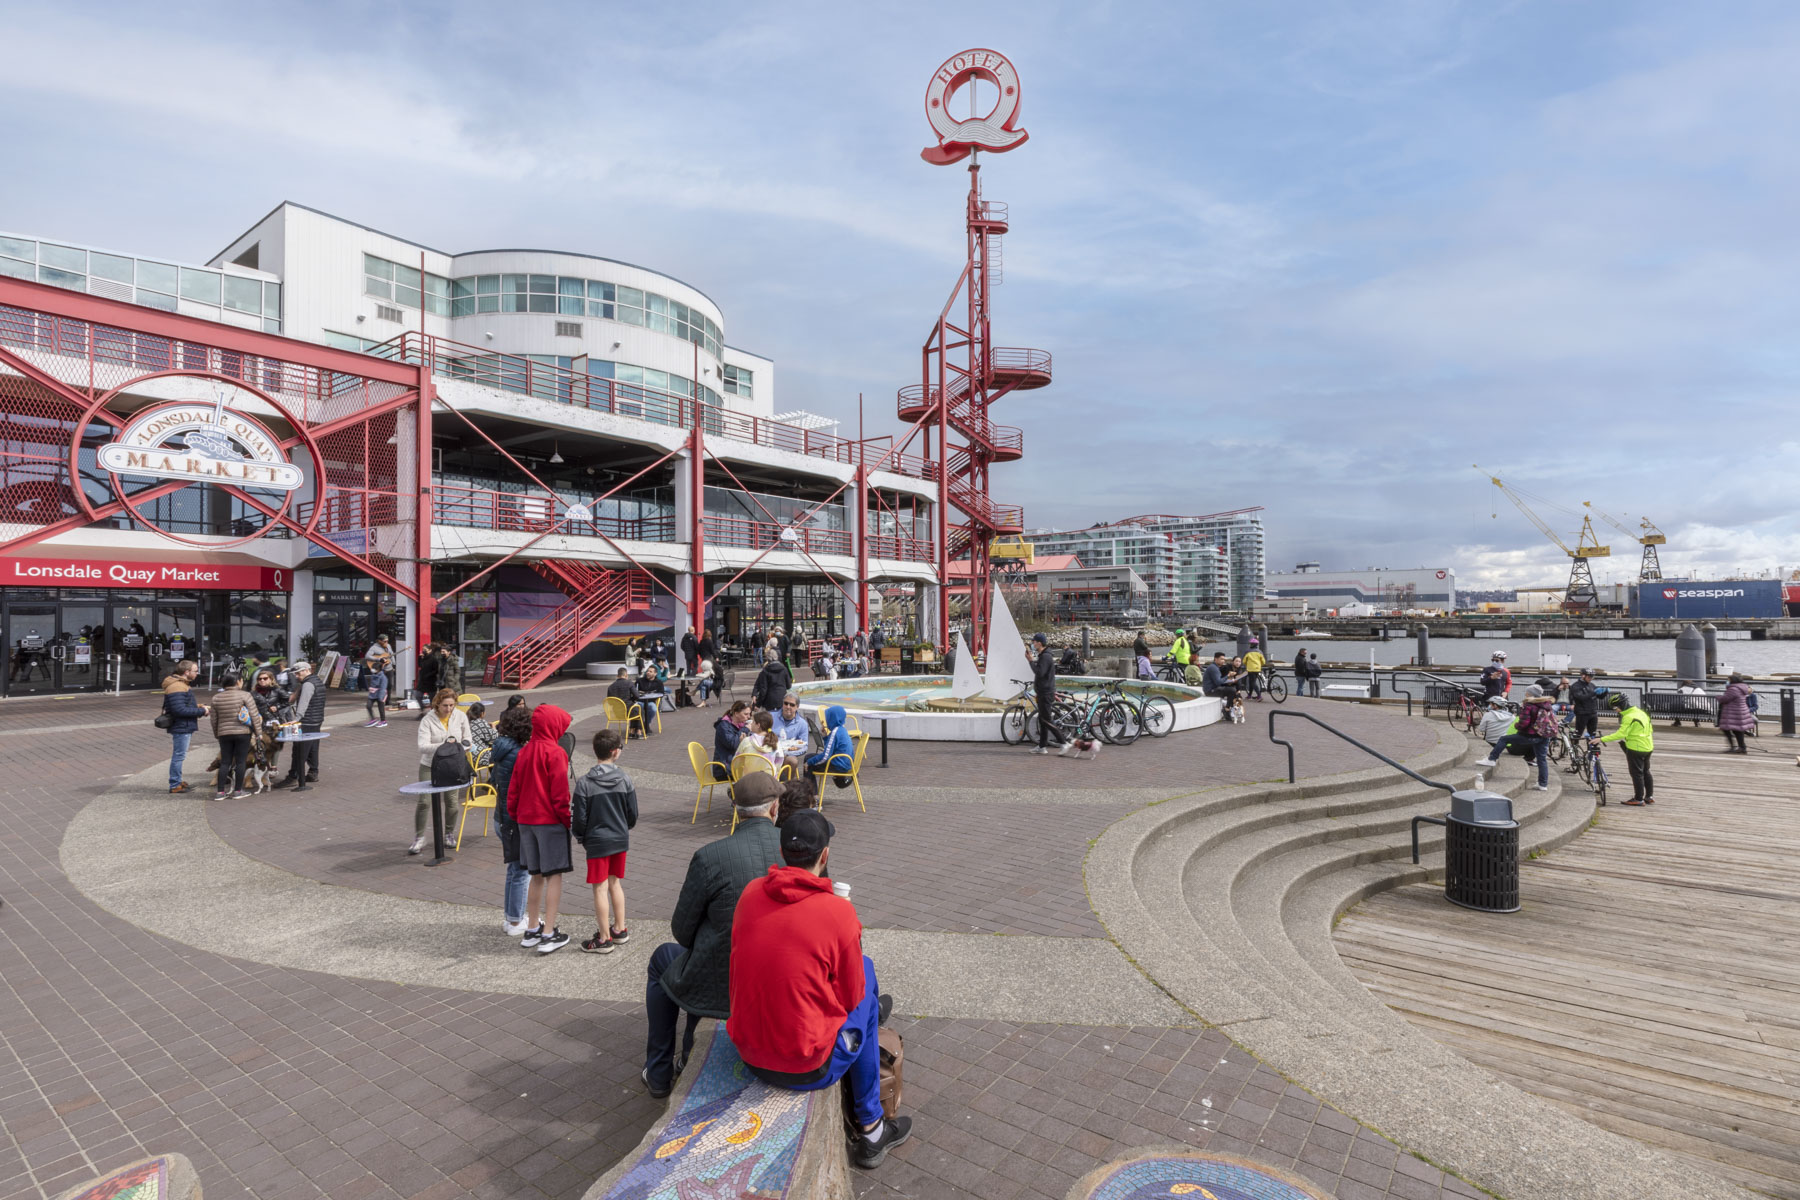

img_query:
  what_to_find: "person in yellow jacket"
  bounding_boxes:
[1171,631,1191,667]
[1242,640,1267,700]
[1597,691,1654,805]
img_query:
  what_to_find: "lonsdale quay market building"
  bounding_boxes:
[0,203,955,696]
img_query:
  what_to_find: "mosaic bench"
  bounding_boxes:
[53,1153,201,1200]
[585,1021,851,1200]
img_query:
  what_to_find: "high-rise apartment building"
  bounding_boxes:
[1025,509,1265,615]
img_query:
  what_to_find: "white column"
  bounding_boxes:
[918,582,940,645]
[396,593,418,693]
[673,573,696,671]
[289,570,314,664]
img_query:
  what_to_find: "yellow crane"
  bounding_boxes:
[1475,466,1609,610]
[1584,503,1666,583]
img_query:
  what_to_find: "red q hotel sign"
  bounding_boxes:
[922,49,1029,164]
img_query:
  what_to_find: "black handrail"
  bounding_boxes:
[1268,709,1457,793]
[1385,671,1414,716]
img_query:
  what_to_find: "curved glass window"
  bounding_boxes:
[449,271,721,357]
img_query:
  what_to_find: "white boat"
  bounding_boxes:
[1292,629,1333,639]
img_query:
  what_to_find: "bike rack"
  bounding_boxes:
[1383,668,1472,718]
[1268,708,1458,793]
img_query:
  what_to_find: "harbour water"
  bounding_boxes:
[1186,635,1799,677]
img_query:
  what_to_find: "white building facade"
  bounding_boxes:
[1025,510,1266,617]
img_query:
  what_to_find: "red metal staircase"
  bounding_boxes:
[484,565,652,689]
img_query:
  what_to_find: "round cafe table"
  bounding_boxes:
[397,780,465,866]
[275,731,331,792]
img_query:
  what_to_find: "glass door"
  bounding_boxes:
[157,601,200,679]
[111,599,159,690]
[61,603,107,690]
[4,603,60,696]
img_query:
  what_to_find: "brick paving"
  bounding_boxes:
[0,683,1471,1199]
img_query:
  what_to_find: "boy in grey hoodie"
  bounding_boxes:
[572,729,639,954]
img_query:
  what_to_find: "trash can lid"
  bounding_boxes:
[1450,789,1517,827]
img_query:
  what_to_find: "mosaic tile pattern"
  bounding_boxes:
[1075,1150,1334,1200]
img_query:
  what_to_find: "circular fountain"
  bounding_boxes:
[788,675,1221,741]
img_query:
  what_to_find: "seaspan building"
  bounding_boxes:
[0,204,944,695]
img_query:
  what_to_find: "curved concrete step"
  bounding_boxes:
[1085,717,1749,1200]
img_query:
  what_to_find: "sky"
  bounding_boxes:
[2,0,1796,590]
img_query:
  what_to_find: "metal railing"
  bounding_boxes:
[370,331,935,480]
[432,482,675,542]
[703,513,851,557]
[1268,708,1457,791]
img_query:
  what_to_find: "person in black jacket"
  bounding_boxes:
[711,702,750,780]
[282,661,326,791]
[1133,631,1150,663]
[679,627,700,677]
[416,644,440,717]
[633,668,666,737]
[642,770,784,1098]
[752,658,792,712]
[1567,669,1601,738]
[571,729,639,953]
[1030,632,1064,754]
[490,702,533,935]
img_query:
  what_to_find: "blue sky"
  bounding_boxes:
[2,1,1796,588]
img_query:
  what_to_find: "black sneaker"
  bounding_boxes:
[608,926,630,944]
[878,993,893,1026]
[536,928,570,954]
[641,1067,670,1100]
[852,1115,913,1169]
[519,926,545,948]
[580,932,615,954]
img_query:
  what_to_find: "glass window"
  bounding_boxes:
[648,294,669,315]
[178,268,220,304]
[618,286,643,308]
[477,295,499,313]
[0,235,33,260]
[671,300,687,324]
[647,313,668,334]
[615,364,643,384]
[363,254,395,281]
[500,291,525,313]
[394,263,421,290]
[586,359,615,378]
[619,304,644,326]
[39,243,86,272]
[588,300,614,319]
[452,297,476,317]
[394,284,421,309]
[423,275,450,316]
[452,278,475,299]
[39,265,84,289]
[0,257,32,280]
[529,274,556,294]
[478,275,499,293]
[559,276,584,297]
[528,293,555,313]
[587,280,614,301]
[222,274,262,313]
[559,296,583,315]
[136,289,176,311]
[503,273,527,295]
[263,282,280,316]
[89,252,133,283]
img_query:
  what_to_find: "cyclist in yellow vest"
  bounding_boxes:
[1243,640,1267,700]
[1597,691,1654,805]
[1171,630,1191,666]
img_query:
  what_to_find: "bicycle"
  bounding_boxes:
[1154,656,1187,684]
[1575,735,1609,805]
[1254,669,1288,704]
[1445,688,1487,734]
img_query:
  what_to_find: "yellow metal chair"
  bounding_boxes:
[816,730,869,813]
[456,782,498,850]
[688,741,731,823]
[605,695,652,739]
[466,744,492,784]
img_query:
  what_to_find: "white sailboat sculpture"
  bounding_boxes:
[949,628,985,700]
[982,583,1035,701]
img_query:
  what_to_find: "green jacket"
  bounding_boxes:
[1598,706,1654,752]
[659,817,783,1018]
[1172,636,1191,665]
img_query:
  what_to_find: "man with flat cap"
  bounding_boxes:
[727,809,910,1169]
[641,771,784,1099]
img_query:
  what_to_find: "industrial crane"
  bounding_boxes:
[1584,503,1666,583]
[1475,467,1610,610]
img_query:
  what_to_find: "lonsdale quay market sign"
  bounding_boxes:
[73,373,326,551]
[2,556,291,591]
[96,395,303,490]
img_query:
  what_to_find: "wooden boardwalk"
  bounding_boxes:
[1334,733,1800,1198]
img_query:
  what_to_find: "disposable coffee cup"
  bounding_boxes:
[831,881,851,899]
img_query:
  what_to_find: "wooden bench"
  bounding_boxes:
[585,1022,851,1200]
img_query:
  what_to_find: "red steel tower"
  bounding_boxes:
[903,49,1050,654]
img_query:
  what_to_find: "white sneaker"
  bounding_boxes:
[503,920,527,937]
[1474,758,1496,768]
[1534,783,1549,791]
[1032,746,1050,755]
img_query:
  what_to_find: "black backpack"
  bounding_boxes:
[430,740,473,789]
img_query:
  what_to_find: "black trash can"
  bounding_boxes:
[1442,790,1520,913]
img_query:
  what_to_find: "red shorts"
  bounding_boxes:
[586,852,627,883]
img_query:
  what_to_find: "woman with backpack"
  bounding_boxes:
[412,687,472,855]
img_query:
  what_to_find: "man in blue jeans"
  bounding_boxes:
[728,810,908,1170]
[160,659,208,794]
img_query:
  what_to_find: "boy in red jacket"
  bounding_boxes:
[727,811,910,1169]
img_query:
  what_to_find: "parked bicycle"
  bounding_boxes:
[1255,668,1288,704]
[1574,735,1610,805]
[1445,687,1487,734]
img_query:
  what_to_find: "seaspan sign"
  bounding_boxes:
[3,556,291,590]
[96,396,303,491]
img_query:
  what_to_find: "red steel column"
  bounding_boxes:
[415,356,435,642]
[855,463,870,632]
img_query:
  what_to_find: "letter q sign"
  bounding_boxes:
[922,49,1029,165]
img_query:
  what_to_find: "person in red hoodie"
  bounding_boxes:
[727,810,910,1169]
[508,704,575,954]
